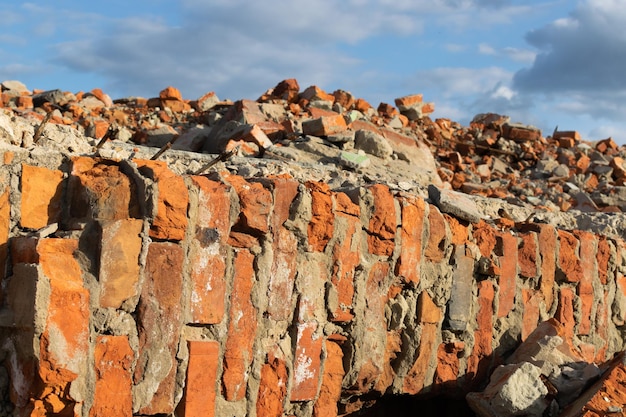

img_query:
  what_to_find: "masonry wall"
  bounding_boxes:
[1,150,626,417]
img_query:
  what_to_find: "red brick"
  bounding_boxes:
[90,336,133,417]
[159,86,183,101]
[521,289,542,341]
[98,219,143,308]
[177,341,219,417]
[269,78,300,102]
[424,206,447,262]
[135,242,184,414]
[307,181,334,252]
[367,184,396,257]
[394,94,423,109]
[136,160,189,240]
[222,249,258,401]
[466,280,494,390]
[188,177,231,324]
[403,292,441,394]
[290,320,323,401]
[375,330,402,393]
[576,231,597,336]
[395,197,424,285]
[224,174,271,238]
[37,239,90,415]
[496,232,518,318]
[554,130,581,141]
[595,289,610,362]
[473,221,497,258]
[596,237,612,285]
[263,178,299,320]
[557,230,582,283]
[20,164,64,229]
[313,341,345,417]
[555,287,575,340]
[333,89,355,109]
[0,186,8,283]
[354,97,373,112]
[518,232,539,279]
[434,341,464,391]
[330,193,360,322]
[300,85,335,102]
[445,214,468,246]
[538,224,557,310]
[93,119,110,139]
[302,114,347,136]
[257,353,288,417]
[16,95,33,109]
[70,157,139,221]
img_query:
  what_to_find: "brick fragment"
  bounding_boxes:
[521,289,542,341]
[98,219,143,308]
[395,197,424,285]
[222,249,258,401]
[313,341,345,417]
[307,181,334,252]
[424,205,447,262]
[537,224,557,310]
[466,280,495,390]
[90,336,133,417]
[20,164,64,229]
[135,242,184,414]
[555,287,575,340]
[496,232,517,317]
[136,160,189,240]
[518,232,539,279]
[557,230,582,283]
[257,353,288,417]
[367,184,396,256]
[189,177,231,323]
[575,231,597,336]
[177,341,219,417]
[434,341,464,391]
[0,186,8,283]
[302,114,347,136]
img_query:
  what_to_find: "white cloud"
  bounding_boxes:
[478,43,496,55]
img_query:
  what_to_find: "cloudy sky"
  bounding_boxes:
[2,0,625,143]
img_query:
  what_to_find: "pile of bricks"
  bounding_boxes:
[1,79,626,416]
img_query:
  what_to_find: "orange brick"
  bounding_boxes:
[557,230,582,283]
[20,164,64,230]
[98,219,143,308]
[575,231,597,336]
[556,287,575,340]
[307,181,334,252]
[136,160,189,240]
[518,232,539,279]
[424,206,447,262]
[466,280,495,390]
[290,320,323,401]
[188,177,231,324]
[367,184,396,256]
[257,353,288,417]
[177,341,219,417]
[90,336,133,417]
[395,197,424,285]
[300,85,335,102]
[313,341,345,417]
[0,187,8,285]
[496,232,518,318]
[136,242,184,414]
[222,249,258,401]
[302,114,347,136]
[538,225,557,310]
[223,174,271,240]
[159,86,183,101]
[394,94,423,109]
[521,289,542,341]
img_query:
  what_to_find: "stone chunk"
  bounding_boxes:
[354,129,393,159]
[446,245,474,331]
[428,185,483,223]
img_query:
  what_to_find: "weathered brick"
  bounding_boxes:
[576,231,597,336]
[403,291,441,394]
[135,242,184,414]
[557,230,582,283]
[98,219,143,308]
[264,178,299,320]
[473,220,497,258]
[596,236,612,285]
[538,224,557,310]
[595,289,610,362]
[69,157,139,221]
[521,289,542,341]
[224,174,271,239]
[257,353,288,417]
[496,232,518,318]
[20,164,64,229]
[395,197,424,285]
[367,184,396,256]
[313,341,345,417]
[177,341,219,417]
[329,192,361,322]
[307,181,334,252]
[394,94,423,110]
[445,214,469,246]
[188,177,231,324]
[555,287,575,340]
[446,245,474,331]
[424,205,447,262]
[90,336,133,417]
[518,232,539,279]
[290,319,323,401]
[222,249,258,401]
[466,280,494,390]
[434,341,464,391]
[300,85,335,102]
[136,160,189,240]
[302,114,347,136]
[0,186,8,283]
[37,239,90,415]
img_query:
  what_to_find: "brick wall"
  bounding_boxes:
[1,151,625,417]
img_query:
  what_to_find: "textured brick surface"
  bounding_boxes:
[20,164,64,229]
[90,336,134,417]
[177,341,219,417]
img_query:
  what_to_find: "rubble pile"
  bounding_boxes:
[2,78,626,416]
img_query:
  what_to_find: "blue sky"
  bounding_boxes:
[2,0,626,143]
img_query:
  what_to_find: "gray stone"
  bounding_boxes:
[327,131,355,144]
[428,185,483,223]
[32,89,66,107]
[467,362,549,417]
[354,129,393,159]
[445,245,474,332]
[1,80,29,94]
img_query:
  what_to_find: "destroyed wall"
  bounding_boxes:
[1,79,626,417]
